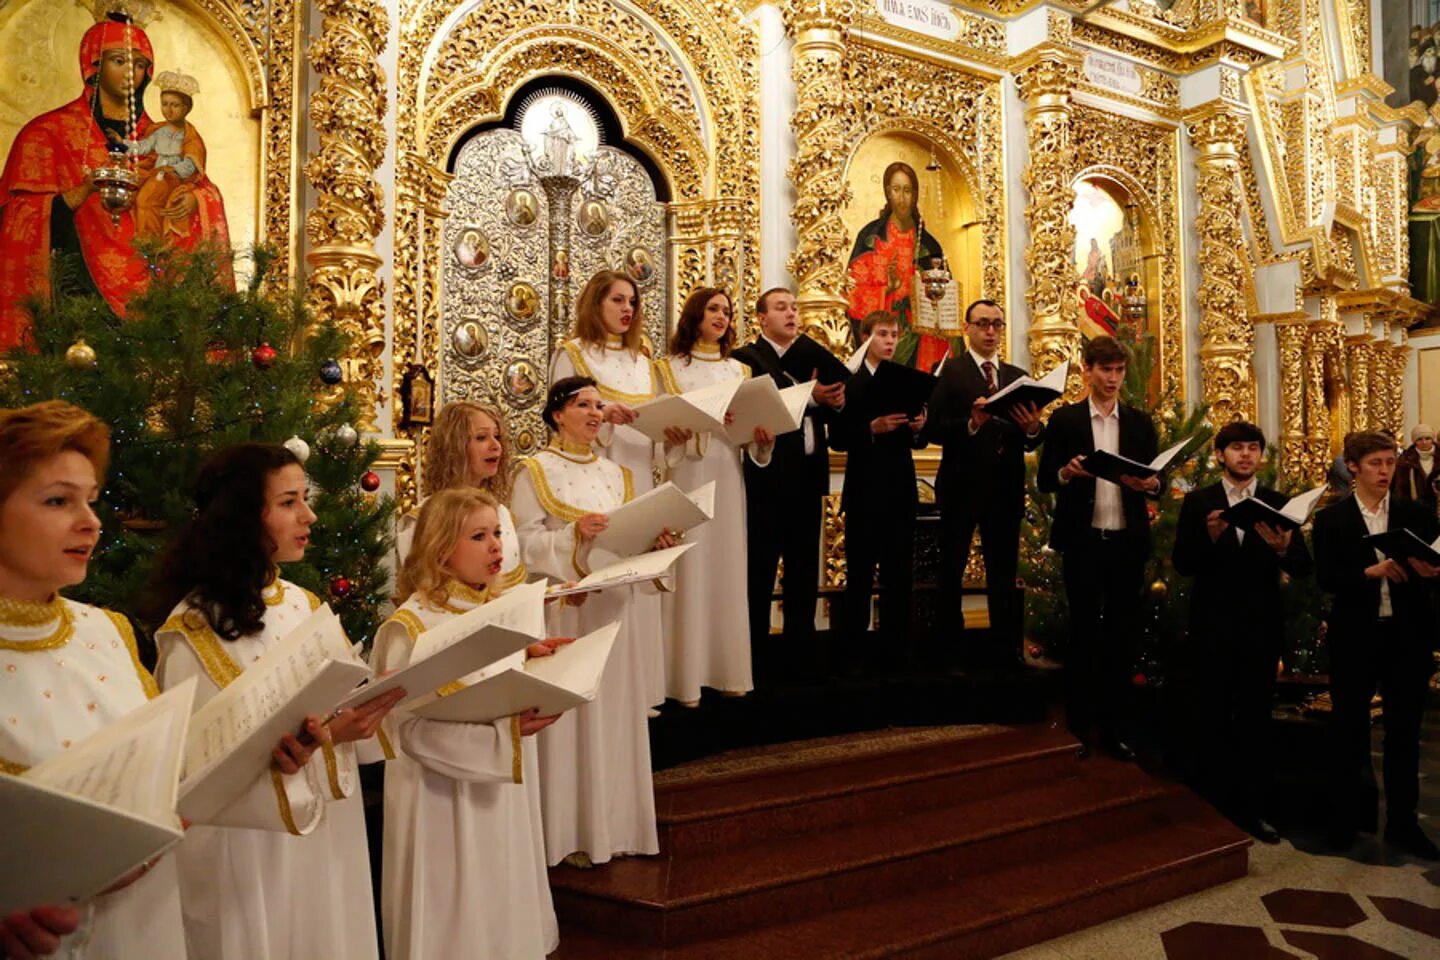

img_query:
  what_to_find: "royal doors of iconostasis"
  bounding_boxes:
[438,86,670,455]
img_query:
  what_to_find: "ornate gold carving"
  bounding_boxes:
[1188,104,1254,424]
[304,0,389,434]
[1274,320,1308,486]
[1343,333,1372,431]
[1016,49,1083,384]
[263,0,302,277]
[852,12,1007,66]
[823,492,845,589]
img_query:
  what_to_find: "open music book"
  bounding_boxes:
[409,621,622,724]
[0,678,197,914]
[1082,435,1195,484]
[868,360,936,418]
[177,605,370,823]
[982,361,1068,422]
[546,543,694,598]
[593,480,715,558]
[630,378,743,443]
[1365,528,1440,566]
[333,581,548,713]
[1221,484,1327,533]
[722,378,814,446]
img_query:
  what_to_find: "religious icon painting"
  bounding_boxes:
[576,198,609,238]
[453,227,490,271]
[515,429,538,454]
[400,364,435,427]
[505,188,540,227]
[623,246,657,287]
[503,359,540,405]
[552,248,571,281]
[451,318,489,361]
[505,281,541,325]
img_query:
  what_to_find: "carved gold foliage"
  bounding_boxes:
[304,0,390,433]
[1344,335,1372,430]
[823,492,845,589]
[1274,320,1308,486]
[1188,107,1254,424]
[262,0,301,276]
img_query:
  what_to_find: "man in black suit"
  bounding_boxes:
[1037,335,1159,759]
[924,299,1044,666]
[1172,422,1312,844]
[1312,430,1440,860]
[831,311,927,673]
[732,287,847,680]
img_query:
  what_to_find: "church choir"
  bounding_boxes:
[5,280,1440,960]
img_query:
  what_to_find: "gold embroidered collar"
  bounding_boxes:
[0,595,73,651]
[604,333,626,349]
[548,437,598,463]
[262,572,286,607]
[692,341,723,360]
[441,579,491,613]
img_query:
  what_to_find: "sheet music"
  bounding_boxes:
[630,378,742,442]
[723,378,812,445]
[846,337,872,374]
[592,481,715,559]
[411,580,547,663]
[987,361,1068,404]
[1150,436,1193,470]
[1280,484,1327,523]
[547,544,694,597]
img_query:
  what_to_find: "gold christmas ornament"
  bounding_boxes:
[64,339,97,370]
[1149,579,1168,599]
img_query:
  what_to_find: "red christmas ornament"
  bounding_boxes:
[251,343,278,369]
[1027,644,1042,660]
[360,470,381,492]
[1131,672,1148,687]
[330,576,352,598]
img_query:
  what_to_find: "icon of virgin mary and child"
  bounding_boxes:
[846,160,947,369]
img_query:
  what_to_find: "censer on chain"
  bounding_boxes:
[91,29,142,225]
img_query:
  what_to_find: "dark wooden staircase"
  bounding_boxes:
[549,724,1250,959]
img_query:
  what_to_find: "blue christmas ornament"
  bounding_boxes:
[319,359,343,385]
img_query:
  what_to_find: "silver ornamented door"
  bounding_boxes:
[439,92,670,456]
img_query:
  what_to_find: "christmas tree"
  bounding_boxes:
[0,246,394,645]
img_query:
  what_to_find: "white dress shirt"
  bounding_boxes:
[1222,475,1255,545]
[1089,398,1124,530]
[761,333,817,455]
[1355,492,1393,619]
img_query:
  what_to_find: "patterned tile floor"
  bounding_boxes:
[1001,701,1440,960]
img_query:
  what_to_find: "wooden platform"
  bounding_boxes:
[549,724,1250,959]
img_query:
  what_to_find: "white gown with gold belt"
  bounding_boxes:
[551,336,666,707]
[373,581,557,960]
[155,577,381,960]
[0,596,186,960]
[510,440,659,864]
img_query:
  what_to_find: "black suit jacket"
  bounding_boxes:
[830,364,926,513]
[1312,494,1439,650]
[1173,482,1313,655]
[1036,400,1159,552]
[732,334,844,498]
[923,352,1044,518]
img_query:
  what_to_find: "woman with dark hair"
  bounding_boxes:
[654,288,772,704]
[511,376,673,867]
[146,442,401,960]
[0,401,185,960]
[551,270,668,708]
[845,160,947,368]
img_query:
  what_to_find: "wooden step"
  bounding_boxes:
[550,817,1249,960]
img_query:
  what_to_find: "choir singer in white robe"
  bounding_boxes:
[376,487,567,960]
[145,443,402,960]
[512,376,677,867]
[550,270,667,710]
[0,401,185,960]
[655,288,773,704]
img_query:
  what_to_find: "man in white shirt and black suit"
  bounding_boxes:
[1037,335,1159,760]
[1312,430,1440,859]
[732,288,847,680]
[924,299,1044,667]
[1172,421,1312,844]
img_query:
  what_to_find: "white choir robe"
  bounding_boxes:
[374,581,558,960]
[396,499,530,593]
[551,337,666,707]
[0,597,185,960]
[511,443,660,865]
[155,577,383,960]
[654,348,765,702]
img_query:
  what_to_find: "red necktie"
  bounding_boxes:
[982,360,997,395]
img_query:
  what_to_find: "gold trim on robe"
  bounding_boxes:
[104,609,159,700]
[561,340,655,405]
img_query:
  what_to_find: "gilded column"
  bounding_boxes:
[1187,104,1254,425]
[784,0,855,352]
[1014,47,1083,382]
[1302,318,1338,486]
[1382,337,1409,438]
[1274,320,1308,487]
[1343,334,1372,431]
[304,0,389,433]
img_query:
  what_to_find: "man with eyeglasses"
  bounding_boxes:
[924,299,1044,668]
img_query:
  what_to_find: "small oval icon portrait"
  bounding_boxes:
[505,189,539,226]
[504,359,540,403]
[516,429,538,454]
[453,228,489,270]
[506,282,540,322]
[577,198,609,237]
[452,319,488,360]
[552,248,570,281]
[624,246,656,286]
